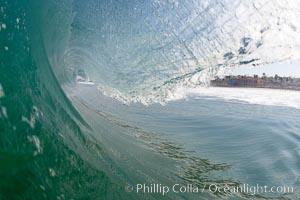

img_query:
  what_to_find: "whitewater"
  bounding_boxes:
[167,87,300,109]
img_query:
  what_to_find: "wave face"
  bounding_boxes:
[0,1,122,199]
[65,0,300,104]
[1,0,300,199]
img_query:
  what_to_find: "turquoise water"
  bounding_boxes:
[1,0,300,199]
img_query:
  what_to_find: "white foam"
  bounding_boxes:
[21,106,39,129]
[49,168,56,177]
[22,115,36,128]
[27,135,42,156]
[0,84,4,98]
[1,106,7,118]
[170,87,300,109]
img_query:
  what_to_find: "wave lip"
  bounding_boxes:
[67,0,300,105]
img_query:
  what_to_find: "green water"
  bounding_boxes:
[0,1,119,199]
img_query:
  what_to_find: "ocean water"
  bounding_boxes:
[68,85,300,199]
[1,0,300,199]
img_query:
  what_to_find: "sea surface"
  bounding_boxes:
[67,85,300,199]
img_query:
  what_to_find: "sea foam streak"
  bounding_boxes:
[167,87,300,109]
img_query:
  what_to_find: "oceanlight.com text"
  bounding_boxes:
[125,183,294,196]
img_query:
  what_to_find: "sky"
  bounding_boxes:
[231,61,300,77]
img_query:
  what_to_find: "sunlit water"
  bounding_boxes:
[68,84,300,199]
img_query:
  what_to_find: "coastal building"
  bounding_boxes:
[211,73,300,91]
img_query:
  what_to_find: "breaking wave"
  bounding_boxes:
[64,0,300,104]
[1,0,300,199]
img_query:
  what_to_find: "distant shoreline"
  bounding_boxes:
[211,74,300,92]
[210,85,300,92]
